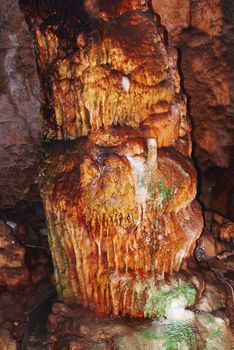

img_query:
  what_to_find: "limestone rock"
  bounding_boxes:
[153,0,234,171]
[153,0,234,221]
[0,0,41,208]
[0,220,29,289]
[19,0,203,316]
[153,0,190,39]
[195,229,225,260]
[47,299,231,350]
[211,213,234,240]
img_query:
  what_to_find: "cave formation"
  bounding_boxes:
[0,0,233,349]
[18,0,204,316]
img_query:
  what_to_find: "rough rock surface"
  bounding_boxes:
[195,211,234,259]
[19,0,203,317]
[0,219,29,289]
[0,201,53,290]
[0,0,41,208]
[0,202,54,349]
[153,0,234,169]
[210,212,234,240]
[0,283,54,349]
[153,0,234,220]
[46,279,231,350]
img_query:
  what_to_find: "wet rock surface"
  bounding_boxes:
[46,261,233,350]
[0,0,233,348]
[18,0,204,316]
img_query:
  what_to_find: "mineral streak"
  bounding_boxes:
[19,0,203,316]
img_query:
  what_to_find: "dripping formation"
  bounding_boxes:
[19,0,203,317]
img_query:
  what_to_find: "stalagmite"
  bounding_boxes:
[19,0,203,317]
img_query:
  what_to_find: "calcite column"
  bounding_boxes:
[19,0,203,317]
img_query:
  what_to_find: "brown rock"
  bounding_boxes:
[211,212,234,240]
[0,220,29,289]
[208,163,234,221]
[0,0,41,208]
[0,0,232,218]
[219,222,234,240]
[153,0,234,221]
[190,0,223,37]
[196,229,225,259]
[153,0,190,39]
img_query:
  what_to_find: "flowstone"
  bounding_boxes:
[47,282,232,350]
[115,314,230,350]
[20,0,203,317]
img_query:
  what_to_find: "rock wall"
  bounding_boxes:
[153,0,234,168]
[0,0,41,208]
[153,0,234,219]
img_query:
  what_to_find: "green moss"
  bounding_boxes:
[203,316,222,338]
[140,328,162,341]
[153,218,162,230]
[116,315,228,350]
[131,279,147,311]
[201,315,225,350]
[138,178,174,200]
[138,177,176,215]
[137,177,146,189]
[152,180,176,213]
[165,322,197,350]
[140,321,197,350]
[144,281,196,318]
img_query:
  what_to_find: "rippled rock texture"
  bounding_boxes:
[19,0,203,317]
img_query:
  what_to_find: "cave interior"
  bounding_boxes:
[0,0,233,349]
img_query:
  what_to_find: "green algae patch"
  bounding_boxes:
[164,322,197,350]
[141,322,197,350]
[116,321,197,350]
[115,331,165,350]
[114,313,230,350]
[197,314,229,350]
[144,281,196,318]
[137,177,176,214]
